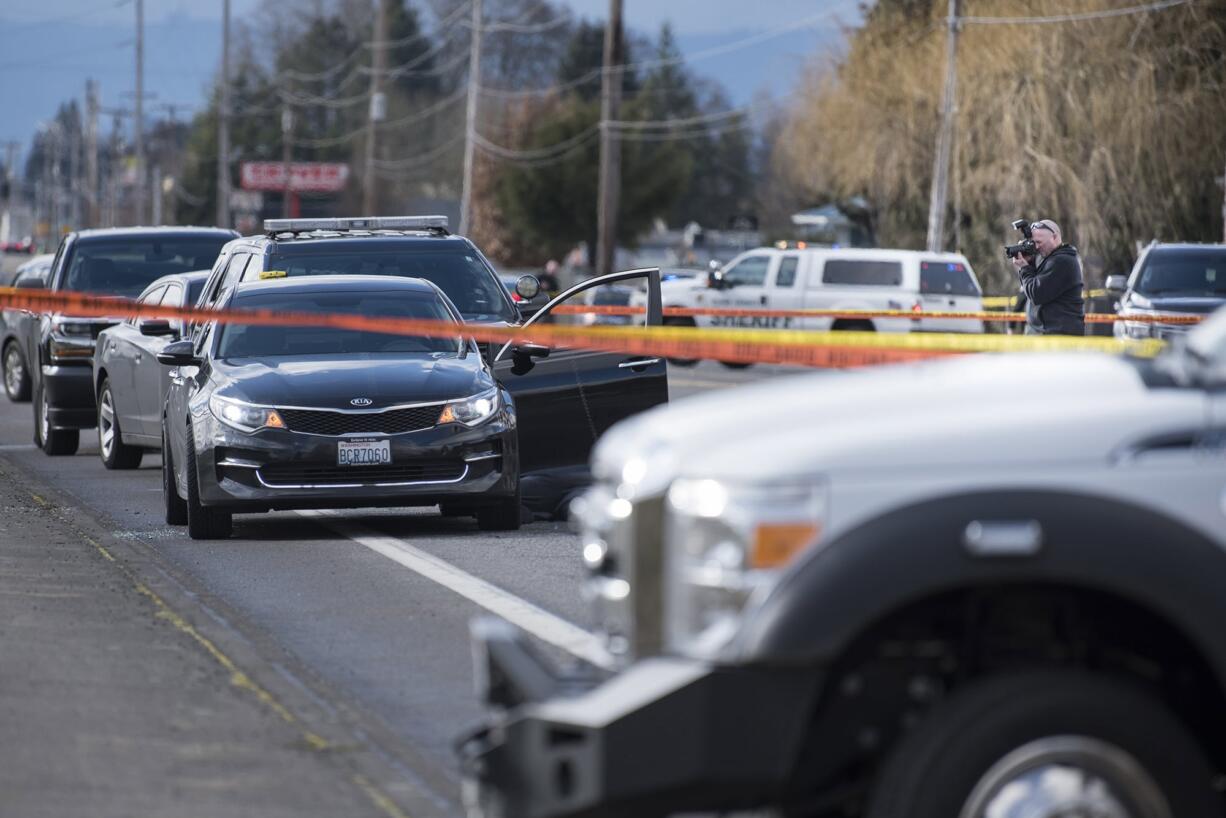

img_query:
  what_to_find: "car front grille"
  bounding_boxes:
[257,460,466,487]
[278,404,441,436]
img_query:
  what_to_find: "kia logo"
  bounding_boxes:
[350,397,373,407]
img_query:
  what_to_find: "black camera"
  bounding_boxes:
[1004,218,1037,260]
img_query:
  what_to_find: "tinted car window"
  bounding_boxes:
[63,238,229,297]
[821,259,904,287]
[1135,249,1226,296]
[586,286,633,306]
[265,250,515,322]
[775,256,800,287]
[920,260,979,295]
[723,256,770,287]
[216,290,460,359]
[186,276,208,305]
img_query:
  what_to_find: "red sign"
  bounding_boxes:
[240,162,350,193]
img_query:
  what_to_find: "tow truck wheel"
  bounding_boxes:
[865,671,1216,818]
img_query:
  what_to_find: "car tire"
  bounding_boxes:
[865,670,1218,818]
[162,423,188,526]
[476,491,522,532]
[184,424,232,540]
[3,340,31,402]
[664,317,699,367]
[97,379,143,470]
[719,360,752,369]
[34,381,79,456]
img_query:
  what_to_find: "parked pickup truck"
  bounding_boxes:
[459,306,1226,818]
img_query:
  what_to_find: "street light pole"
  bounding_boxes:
[363,0,390,216]
[595,0,624,277]
[925,0,960,253]
[134,0,145,224]
[458,0,482,236]
[217,0,231,228]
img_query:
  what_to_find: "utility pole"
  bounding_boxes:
[134,0,145,224]
[217,0,231,228]
[458,0,482,236]
[363,0,390,216]
[281,103,294,218]
[595,0,624,278]
[68,117,81,231]
[86,80,99,228]
[1,142,19,245]
[925,0,960,253]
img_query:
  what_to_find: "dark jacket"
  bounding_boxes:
[1018,244,1085,336]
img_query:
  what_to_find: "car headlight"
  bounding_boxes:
[664,477,826,656]
[438,386,499,427]
[209,394,285,433]
[48,316,95,362]
[1122,317,1155,339]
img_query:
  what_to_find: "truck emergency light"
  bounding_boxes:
[263,216,450,234]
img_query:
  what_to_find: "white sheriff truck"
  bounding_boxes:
[460,307,1226,818]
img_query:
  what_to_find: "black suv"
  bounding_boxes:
[177,216,668,518]
[29,227,236,455]
[1110,242,1226,340]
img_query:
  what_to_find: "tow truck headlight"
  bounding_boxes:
[664,477,826,656]
[438,387,500,427]
[209,395,285,433]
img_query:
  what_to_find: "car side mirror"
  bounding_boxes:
[510,342,550,375]
[156,339,200,367]
[139,318,178,338]
[15,275,46,290]
[1104,275,1128,293]
[515,275,541,300]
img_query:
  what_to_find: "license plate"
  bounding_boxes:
[337,439,392,466]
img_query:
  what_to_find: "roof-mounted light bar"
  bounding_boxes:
[263,215,450,235]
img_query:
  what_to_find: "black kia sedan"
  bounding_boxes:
[159,276,519,539]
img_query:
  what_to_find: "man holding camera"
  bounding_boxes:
[1010,219,1085,336]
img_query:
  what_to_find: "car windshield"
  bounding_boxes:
[1135,249,1226,296]
[64,237,229,297]
[266,249,516,322]
[216,289,461,359]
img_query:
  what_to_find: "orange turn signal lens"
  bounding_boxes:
[750,523,820,569]
[438,405,457,425]
[265,410,285,429]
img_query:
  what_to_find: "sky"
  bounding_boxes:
[0,0,859,161]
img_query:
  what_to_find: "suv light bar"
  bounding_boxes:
[263,215,449,234]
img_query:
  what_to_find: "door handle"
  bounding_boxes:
[135,353,142,362]
[619,358,661,369]
[759,295,768,305]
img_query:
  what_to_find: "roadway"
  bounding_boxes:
[0,360,803,817]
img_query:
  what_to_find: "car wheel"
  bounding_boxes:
[97,379,143,469]
[183,423,232,540]
[162,423,187,526]
[719,360,752,369]
[3,341,31,402]
[34,381,79,456]
[476,490,522,532]
[664,317,699,367]
[865,670,1218,818]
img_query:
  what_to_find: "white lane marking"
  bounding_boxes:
[668,377,738,389]
[297,510,615,670]
[0,443,36,451]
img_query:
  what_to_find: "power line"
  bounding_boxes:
[290,87,468,148]
[606,105,755,131]
[459,13,571,34]
[477,9,840,100]
[962,0,1190,25]
[472,125,600,161]
[6,0,132,30]
[367,1,472,50]
[374,133,466,170]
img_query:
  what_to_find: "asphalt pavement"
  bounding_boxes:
[0,360,803,816]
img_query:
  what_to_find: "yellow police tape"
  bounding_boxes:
[0,287,1166,369]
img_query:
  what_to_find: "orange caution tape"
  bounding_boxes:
[550,304,1203,325]
[0,288,1167,369]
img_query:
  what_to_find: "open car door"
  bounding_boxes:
[493,268,666,514]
